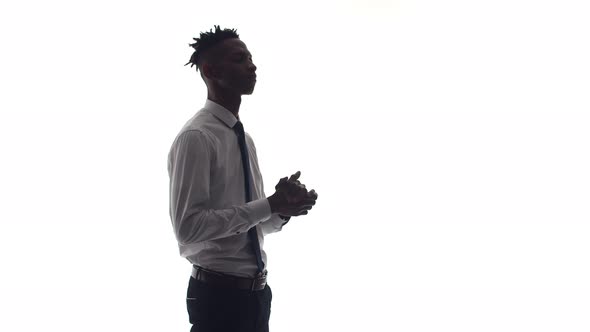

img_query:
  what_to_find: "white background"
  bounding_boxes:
[1,0,589,331]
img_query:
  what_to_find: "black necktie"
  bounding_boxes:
[233,120,265,274]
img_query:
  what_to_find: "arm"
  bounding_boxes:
[243,132,290,235]
[258,180,290,236]
[252,160,290,235]
[279,214,291,225]
[259,213,290,236]
[168,130,272,246]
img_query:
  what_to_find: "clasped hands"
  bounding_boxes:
[270,171,318,217]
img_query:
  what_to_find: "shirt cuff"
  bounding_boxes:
[246,197,273,225]
[278,214,291,225]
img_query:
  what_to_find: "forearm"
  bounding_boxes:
[260,213,290,235]
[267,194,279,214]
[257,195,289,235]
[172,198,272,245]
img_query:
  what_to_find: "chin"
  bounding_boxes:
[244,81,256,95]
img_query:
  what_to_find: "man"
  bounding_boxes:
[168,25,319,332]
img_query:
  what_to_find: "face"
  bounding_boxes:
[203,38,257,95]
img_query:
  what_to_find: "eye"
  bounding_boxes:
[233,54,253,63]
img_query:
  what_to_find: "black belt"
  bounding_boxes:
[191,265,267,291]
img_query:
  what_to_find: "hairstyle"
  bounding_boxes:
[185,25,240,72]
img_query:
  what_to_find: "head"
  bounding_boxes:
[185,25,257,96]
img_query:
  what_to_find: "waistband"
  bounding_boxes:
[191,265,267,292]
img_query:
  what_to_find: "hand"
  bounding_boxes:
[269,171,318,216]
[275,171,312,203]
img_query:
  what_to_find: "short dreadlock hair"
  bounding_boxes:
[185,25,240,72]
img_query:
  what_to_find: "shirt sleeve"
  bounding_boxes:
[256,165,290,235]
[243,131,289,235]
[260,213,290,235]
[168,130,272,246]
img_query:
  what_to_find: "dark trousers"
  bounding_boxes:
[186,276,272,332]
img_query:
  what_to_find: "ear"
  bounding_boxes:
[202,63,219,81]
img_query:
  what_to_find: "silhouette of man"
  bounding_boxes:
[168,25,318,332]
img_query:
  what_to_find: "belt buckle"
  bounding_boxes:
[250,271,266,291]
[250,278,257,292]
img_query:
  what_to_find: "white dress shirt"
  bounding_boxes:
[168,99,289,278]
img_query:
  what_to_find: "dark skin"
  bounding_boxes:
[198,38,318,217]
[200,38,257,119]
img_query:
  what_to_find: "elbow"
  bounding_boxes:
[173,210,207,246]
[175,228,192,246]
[175,221,204,246]
[175,226,200,246]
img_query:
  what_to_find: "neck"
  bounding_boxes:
[207,89,242,119]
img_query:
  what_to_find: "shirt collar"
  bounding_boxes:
[203,99,240,129]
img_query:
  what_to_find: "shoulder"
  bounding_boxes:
[169,130,207,157]
[244,131,257,151]
[175,129,207,144]
[171,111,218,150]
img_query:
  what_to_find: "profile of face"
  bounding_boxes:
[201,38,258,96]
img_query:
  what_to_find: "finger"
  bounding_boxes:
[298,187,309,196]
[303,192,317,200]
[276,177,287,190]
[282,180,304,193]
[290,179,304,188]
[295,199,315,209]
[289,171,301,182]
[279,182,300,195]
[298,206,314,213]
[284,179,301,187]
[295,210,309,216]
[301,201,316,208]
[286,192,308,204]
